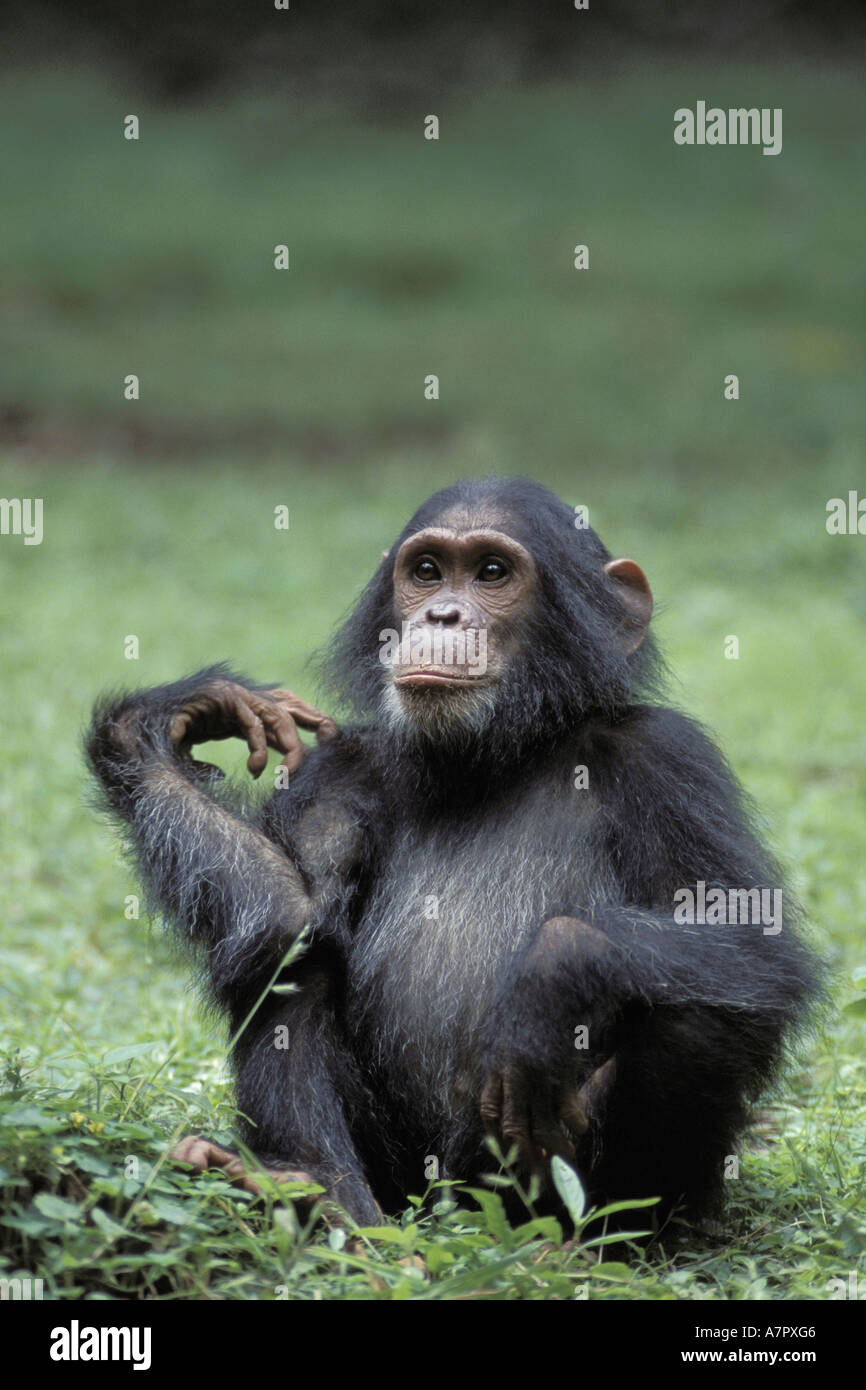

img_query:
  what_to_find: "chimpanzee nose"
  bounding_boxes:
[426,600,463,625]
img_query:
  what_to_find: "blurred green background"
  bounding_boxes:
[0,10,864,1297]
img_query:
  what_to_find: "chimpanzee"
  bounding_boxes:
[86,477,822,1228]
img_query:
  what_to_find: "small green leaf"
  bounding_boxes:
[1,1106,59,1130]
[150,1195,192,1225]
[588,1195,660,1221]
[511,1216,563,1245]
[1,1213,52,1235]
[423,1246,456,1275]
[551,1155,586,1224]
[464,1187,510,1244]
[592,1261,633,1279]
[34,1193,81,1222]
[91,1207,128,1239]
[74,1152,112,1176]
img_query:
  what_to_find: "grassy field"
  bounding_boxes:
[0,60,864,1300]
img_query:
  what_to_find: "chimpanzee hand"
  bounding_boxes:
[169,679,338,778]
[480,1056,589,1171]
[480,916,617,1174]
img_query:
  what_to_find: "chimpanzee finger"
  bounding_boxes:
[258,691,317,770]
[530,1084,575,1165]
[576,1055,617,1123]
[253,696,303,759]
[267,711,307,775]
[480,1071,503,1141]
[279,740,307,776]
[265,689,319,724]
[231,698,269,777]
[268,690,339,741]
[499,1067,535,1170]
[169,711,190,745]
[170,684,246,748]
[559,1091,590,1141]
[531,1129,575,1166]
[170,702,227,748]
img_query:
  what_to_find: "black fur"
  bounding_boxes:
[86,477,824,1229]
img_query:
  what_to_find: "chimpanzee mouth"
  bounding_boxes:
[395,670,486,688]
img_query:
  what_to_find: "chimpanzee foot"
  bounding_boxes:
[170,1135,320,1201]
[170,1135,384,1226]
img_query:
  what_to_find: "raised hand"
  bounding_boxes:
[168,678,338,777]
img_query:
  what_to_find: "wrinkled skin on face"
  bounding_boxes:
[390,526,537,688]
[380,515,652,753]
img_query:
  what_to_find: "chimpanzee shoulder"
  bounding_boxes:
[578,702,782,901]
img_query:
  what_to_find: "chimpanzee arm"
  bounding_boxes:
[493,707,819,1000]
[86,666,346,1002]
[563,706,819,1016]
[481,707,825,1198]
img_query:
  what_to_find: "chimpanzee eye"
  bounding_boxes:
[414,557,441,582]
[478,559,508,582]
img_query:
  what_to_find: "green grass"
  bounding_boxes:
[0,60,864,1299]
[3,62,865,459]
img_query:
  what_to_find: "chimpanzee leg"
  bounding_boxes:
[581,1002,775,1221]
[484,909,815,1223]
[203,955,383,1225]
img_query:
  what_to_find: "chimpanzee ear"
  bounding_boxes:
[603,558,653,652]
